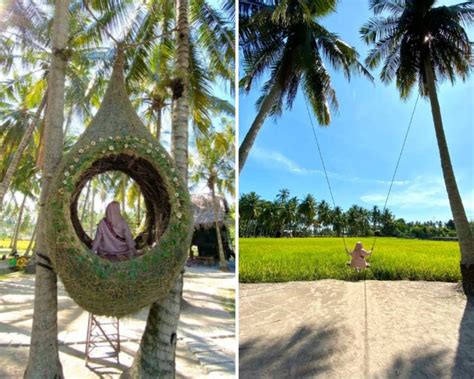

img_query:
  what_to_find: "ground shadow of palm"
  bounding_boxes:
[239,323,338,378]
[452,297,474,378]
[377,297,474,379]
[378,350,450,378]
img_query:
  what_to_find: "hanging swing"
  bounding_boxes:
[45,48,193,317]
[304,94,420,268]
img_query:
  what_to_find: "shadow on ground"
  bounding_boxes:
[239,323,338,378]
[380,349,451,378]
[452,298,474,377]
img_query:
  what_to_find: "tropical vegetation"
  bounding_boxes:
[238,0,372,171]
[240,237,461,283]
[240,189,470,240]
[191,118,235,269]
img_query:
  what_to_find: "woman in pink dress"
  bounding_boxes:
[91,201,137,262]
[347,241,371,271]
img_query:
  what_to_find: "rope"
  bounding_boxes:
[304,93,420,255]
[369,93,420,252]
[304,99,348,252]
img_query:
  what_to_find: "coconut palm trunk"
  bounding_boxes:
[209,178,228,269]
[0,96,46,210]
[25,222,38,257]
[123,0,190,376]
[239,83,281,172]
[24,0,69,377]
[11,192,27,253]
[424,59,474,295]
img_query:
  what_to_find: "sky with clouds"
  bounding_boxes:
[239,0,474,222]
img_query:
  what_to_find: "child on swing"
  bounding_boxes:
[346,241,371,271]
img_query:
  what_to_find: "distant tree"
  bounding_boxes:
[380,208,396,236]
[298,194,317,236]
[370,205,381,232]
[332,206,346,237]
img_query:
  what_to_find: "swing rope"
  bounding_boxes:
[369,94,420,252]
[304,93,420,255]
[304,99,349,253]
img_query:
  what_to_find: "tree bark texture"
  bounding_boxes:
[24,0,69,377]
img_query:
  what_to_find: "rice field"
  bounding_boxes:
[0,239,30,251]
[239,237,461,283]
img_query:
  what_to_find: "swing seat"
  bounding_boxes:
[346,261,370,270]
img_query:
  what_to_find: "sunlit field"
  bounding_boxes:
[239,237,461,283]
[0,239,30,251]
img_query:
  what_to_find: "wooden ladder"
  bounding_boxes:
[85,313,121,366]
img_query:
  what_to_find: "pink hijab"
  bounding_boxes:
[106,201,123,227]
[350,241,370,269]
[91,201,137,261]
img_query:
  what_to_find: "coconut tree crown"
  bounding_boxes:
[240,0,372,125]
[361,0,474,98]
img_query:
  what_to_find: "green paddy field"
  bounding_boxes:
[239,237,461,283]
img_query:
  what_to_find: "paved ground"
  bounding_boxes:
[240,280,474,379]
[0,264,235,378]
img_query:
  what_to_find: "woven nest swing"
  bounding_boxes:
[45,49,193,317]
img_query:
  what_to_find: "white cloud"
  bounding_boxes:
[361,176,474,216]
[252,147,325,176]
[251,146,409,185]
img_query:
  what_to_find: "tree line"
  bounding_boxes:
[240,189,471,240]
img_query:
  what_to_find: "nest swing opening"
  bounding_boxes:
[70,153,171,256]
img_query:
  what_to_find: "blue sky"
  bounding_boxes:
[239,0,474,222]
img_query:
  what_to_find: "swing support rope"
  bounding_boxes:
[304,93,420,254]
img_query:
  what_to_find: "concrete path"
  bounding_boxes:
[240,280,474,379]
[0,265,235,378]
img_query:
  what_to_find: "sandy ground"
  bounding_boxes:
[0,265,235,378]
[240,280,474,379]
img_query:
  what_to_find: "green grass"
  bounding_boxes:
[239,237,461,283]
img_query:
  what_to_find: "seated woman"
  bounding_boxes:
[346,241,371,271]
[91,201,137,262]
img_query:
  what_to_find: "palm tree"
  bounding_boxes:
[124,0,234,141]
[259,200,279,236]
[191,120,235,269]
[238,0,372,171]
[0,82,46,209]
[9,191,27,254]
[125,0,192,375]
[276,188,290,204]
[284,196,299,232]
[298,194,317,235]
[331,205,346,237]
[380,208,395,236]
[361,0,474,295]
[317,200,331,230]
[24,0,70,376]
[239,192,261,236]
[371,205,381,232]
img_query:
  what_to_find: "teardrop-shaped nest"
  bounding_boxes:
[45,50,193,317]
